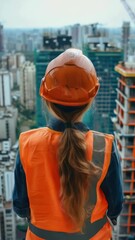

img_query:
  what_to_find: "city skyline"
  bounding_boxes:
[1,0,135,29]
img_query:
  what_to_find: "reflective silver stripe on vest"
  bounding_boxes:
[29,215,107,240]
[93,132,105,168]
[29,132,107,240]
[88,132,105,208]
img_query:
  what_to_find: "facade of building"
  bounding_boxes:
[0,139,11,153]
[114,60,135,239]
[0,71,12,107]
[20,61,36,110]
[0,24,4,52]
[0,107,18,145]
[122,22,130,62]
[83,44,123,134]
[0,53,25,91]
[4,203,16,240]
[10,68,20,89]
[0,53,25,70]
[4,172,14,202]
[0,173,5,239]
[71,24,82,49]
[0,138,17,240]
[0,208,5,240]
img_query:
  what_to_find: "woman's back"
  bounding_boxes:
[19,123,113,228]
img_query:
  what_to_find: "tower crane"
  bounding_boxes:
[121,0,135,24]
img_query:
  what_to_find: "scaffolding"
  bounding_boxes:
[114,62,135,239]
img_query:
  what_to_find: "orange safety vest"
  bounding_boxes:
[19,127,114,240]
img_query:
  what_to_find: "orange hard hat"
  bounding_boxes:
[40,48,99,106]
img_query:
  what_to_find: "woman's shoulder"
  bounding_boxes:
[19,127,48,139]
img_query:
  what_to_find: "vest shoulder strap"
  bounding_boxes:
[92,132,105,168]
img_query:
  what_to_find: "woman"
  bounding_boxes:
[13,48,123,240]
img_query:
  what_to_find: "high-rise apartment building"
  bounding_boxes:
[122,22,130,62]
[0,107,18,145]
[0,71,11,107]
[4,172,14,202]
[0,175,2,197]
[71,24,82,49]
[16,53,26,68]
[114,59,135,239]
[0,139,11,152]
[4,203,16,240]
[0,141,17,240]
[0,53,25,91]
[0,24,4,52]
[0,173,4,240]
[0,53,25,70]
[20,61,36,110]
[83,42,123,133]
[0,149,16,240]
[0,208,5,240]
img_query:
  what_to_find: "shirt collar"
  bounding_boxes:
[47,116,89,132]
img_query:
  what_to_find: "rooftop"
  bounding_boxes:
[115,63,135,77]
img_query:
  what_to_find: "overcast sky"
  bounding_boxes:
[0,0,135,28]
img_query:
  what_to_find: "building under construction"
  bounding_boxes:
[114,59,135,239]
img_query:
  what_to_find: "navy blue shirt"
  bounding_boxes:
[13,118,124,222]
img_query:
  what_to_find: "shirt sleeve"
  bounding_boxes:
[100,140,124,220]
[12,150,30,218]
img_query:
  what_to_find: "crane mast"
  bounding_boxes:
[121,0,135,24]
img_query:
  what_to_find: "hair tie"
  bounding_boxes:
[65,122,72,128]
